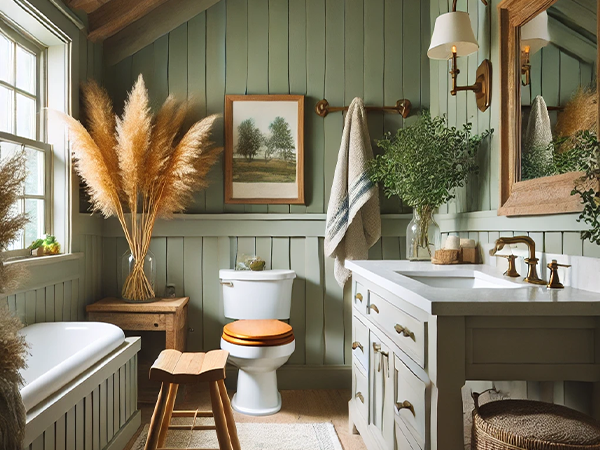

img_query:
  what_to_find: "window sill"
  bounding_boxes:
[3,252,83,268]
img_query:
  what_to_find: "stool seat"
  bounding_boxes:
[150,349,229,384]
[144,349,240,450]
[222,319,294,346]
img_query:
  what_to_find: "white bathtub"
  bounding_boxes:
[19,322,125,412]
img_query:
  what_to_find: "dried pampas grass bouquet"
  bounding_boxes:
[57,75,222,301]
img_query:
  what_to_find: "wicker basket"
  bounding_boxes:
[472,394,600,450]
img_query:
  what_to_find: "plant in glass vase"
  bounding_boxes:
[56,75,221,301]
[368,111,492,260]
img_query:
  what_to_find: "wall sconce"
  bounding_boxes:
[427,1,491,112]
[520,11,550,86]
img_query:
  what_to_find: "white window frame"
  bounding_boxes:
[0,18,51,255]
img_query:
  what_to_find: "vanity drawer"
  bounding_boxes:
[395,422,422,450]
[395,355,427,448]
[353,281,368,315]
[368,292,425,368]
[353,363,369,421]
[352,315,369,371]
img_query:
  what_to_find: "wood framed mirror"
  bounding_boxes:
[498,0,599,216]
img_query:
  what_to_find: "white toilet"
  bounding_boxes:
[219,269,296,416]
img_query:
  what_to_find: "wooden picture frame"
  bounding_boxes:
[497,0,599,216]
[224,95,305,204]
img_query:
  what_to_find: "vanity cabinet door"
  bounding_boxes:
[352,315,369,371]
[353,362,369,421]
[369,330,395,449]
[353,281,368,316]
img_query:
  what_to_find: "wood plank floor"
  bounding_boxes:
[124,389,367,450]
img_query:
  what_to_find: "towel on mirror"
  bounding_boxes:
[524,95,553,159]
[324,97,381,287]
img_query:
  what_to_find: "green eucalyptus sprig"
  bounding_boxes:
[571,130,600,244]
[368,110,492,210]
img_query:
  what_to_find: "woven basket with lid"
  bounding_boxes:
[472,395,600,450]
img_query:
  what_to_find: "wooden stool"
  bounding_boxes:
[144,349,241,450]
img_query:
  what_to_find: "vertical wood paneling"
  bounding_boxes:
[271,237,290,270]
[35,288,45,323]
[113,372,119,434]
[154,36,169,108]
[66,406,75,450]
[71,279,79,322]
[305,236,324,364]
[188,12,208,213]
[107,374,114,440]
[169,23,188,99]
[289,237,306,364]
[44,423,55,450]
[16,292,25,324]
[324,255,344,364]
[149,237,167,298]
[75,399,84,450]
[63,280,72,321]
[184,237,203,351]
[205,1,227,213]
[132,44,155,109]
[255,237,272,269]
[100,379,108,448]
[167,237,185,297]
[364,0,384,155]
[306,0,326,213]
[92,386,100,450]
[102,237,118,298]
[26,291,35,325]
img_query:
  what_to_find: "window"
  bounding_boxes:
[0,21,49,251]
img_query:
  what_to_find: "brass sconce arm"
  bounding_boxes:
[521,48,531,86]
[449,50,492,112]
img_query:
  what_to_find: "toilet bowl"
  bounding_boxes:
[219,269,296,416]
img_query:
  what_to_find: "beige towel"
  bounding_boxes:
[324,98,381,287]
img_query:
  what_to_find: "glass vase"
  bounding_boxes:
[119,249,157,302]
[406,207,441,261]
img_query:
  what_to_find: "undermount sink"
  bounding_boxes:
[396,270,528,289]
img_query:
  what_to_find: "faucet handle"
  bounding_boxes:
[547,259,571,289]
[495,254,520,278]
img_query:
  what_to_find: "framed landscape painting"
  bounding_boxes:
[224,95,305,204]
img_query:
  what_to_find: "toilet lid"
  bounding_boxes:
[222,320,294,347]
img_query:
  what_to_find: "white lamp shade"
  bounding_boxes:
[521,11,550,55]
[428,11,479,60]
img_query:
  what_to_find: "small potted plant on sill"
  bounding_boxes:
[368,111,492,261]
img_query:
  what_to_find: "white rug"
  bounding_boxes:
[132,421,344,450]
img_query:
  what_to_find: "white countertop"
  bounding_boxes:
[346,260,600,316]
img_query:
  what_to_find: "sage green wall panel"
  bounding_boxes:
[563,232,584,256]
[324,254,344,365]
[305,0,326,213]
[545,232,562,254]
[45,285,54,322]
[305,236,325,364]
[363,0,384,155]
[344,0,364,104]
[154,36,170,109]
[188,13,207,212]
[226,0,248,96]
[323,0,344,217]
[149,237,167,297]
[168,23,188,99]
[256,237,272,269]
[289,237,307,364]
[167,237,185,297]
[184,237,204,351]
[205,1,227,213]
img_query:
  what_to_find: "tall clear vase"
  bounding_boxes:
[406,207,441,261]
[119,249,157,302]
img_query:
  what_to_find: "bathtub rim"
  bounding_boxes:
[24,336,141,447]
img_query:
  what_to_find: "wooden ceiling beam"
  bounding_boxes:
[103,0,220,66]
[63,0,110,14]
[87,0,172,42]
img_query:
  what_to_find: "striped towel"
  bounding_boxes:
[324,98,381,287]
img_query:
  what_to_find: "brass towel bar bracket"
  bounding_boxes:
[315,98,412,119]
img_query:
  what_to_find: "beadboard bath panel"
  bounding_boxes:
[23,338,140,450]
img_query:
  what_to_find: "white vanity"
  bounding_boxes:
[346,260,600,450]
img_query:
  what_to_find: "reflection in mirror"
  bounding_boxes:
[520,0,597,181]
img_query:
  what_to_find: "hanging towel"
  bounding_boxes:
[325,97,381,287]
[524,95,553,159]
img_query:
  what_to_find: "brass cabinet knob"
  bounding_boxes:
[355,392,364,403]
[355,293,363,302]
[395,400,415,416]
[352,341,364,352]
[394,324,416,341]
[369,304,379,314]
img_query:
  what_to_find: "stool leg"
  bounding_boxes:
[144,383,169,450]
[209,381,233,450]
[218,379,241,450]
[157,383,179,448]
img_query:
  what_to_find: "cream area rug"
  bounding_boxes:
[132,421,343,450]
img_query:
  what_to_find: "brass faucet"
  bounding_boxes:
[489,236,546,285]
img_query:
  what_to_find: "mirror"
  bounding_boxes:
[498,0,600,216]
[520,0,597,182]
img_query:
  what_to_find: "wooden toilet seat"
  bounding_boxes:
[222,319,294,347]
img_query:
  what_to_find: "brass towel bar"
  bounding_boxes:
[315,98,412,118]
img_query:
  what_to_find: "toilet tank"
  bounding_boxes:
[219,269,296,320]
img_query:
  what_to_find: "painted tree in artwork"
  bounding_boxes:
[236,119,263,161]
[266,116,295,161]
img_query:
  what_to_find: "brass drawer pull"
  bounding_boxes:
[355,293,363,302]
[373,342,381,352]
[369,304,379,314]
[220,281,234,287]
[352,341,364,352]
[394,324,416,341]
[355,392,364,403]
[395,400,415,416]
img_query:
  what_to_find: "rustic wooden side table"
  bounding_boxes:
[86,297,189,351]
